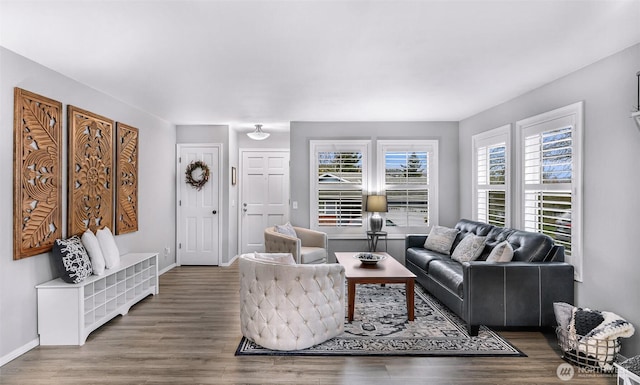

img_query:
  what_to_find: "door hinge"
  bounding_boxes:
[179,156,181,163]
[179,243,182,249]
[179,200,181,206]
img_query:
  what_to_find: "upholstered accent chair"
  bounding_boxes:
[239,253,345,351]
[264,226,328,264]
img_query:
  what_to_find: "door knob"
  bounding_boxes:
[212,210,217,214]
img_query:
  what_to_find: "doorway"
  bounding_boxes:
[239,149,290,254]
[176,144,222,265]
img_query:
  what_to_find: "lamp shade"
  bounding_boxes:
[365,195,388,213]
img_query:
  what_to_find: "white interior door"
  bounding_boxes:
[240,150,290,254]
[177,144,221,265]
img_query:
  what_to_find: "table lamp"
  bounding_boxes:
[365,195,388,232]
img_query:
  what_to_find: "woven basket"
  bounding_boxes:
[556,326,620,372]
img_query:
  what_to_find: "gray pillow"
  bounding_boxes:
[485,240,514,262]
[451,234,486,263]
[275,222,297,238]
[553,302,574,330]
[423,226,459,255]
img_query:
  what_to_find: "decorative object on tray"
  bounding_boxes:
[185,160,210,191]
[115,122,139,235]
[554,302,635,372]
[354,252,386,265]
[67,106,114,236]
[13,88,63,260]
[236,283,524,357]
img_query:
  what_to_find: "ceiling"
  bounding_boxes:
[1,1,639,132]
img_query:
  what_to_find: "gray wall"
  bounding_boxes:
[459,43,640,356]
[289,121,459,262]
[0,47,176,361]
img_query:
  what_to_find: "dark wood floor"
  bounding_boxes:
[0,263,616,384]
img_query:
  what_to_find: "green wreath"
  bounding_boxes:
[185,160,210,191]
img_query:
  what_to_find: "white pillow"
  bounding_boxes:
[451,234,486,263]
[423,226,459,255]
[96,227,120,269]
[485,240,514,263]
[81,229,106,275]
[274,222,297,238]
[252,252,296,265]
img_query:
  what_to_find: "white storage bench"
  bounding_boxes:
[36,252,159,346]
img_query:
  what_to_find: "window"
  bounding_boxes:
[472,125,510,227]
[377,140,438,234]
[516,102,583,281]
[310,141,370,237]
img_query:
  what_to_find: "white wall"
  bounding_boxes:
[459,43,640,356]
[289,121,459,262]
[0,47,176,362]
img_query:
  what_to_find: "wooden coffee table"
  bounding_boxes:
[335,252,417,322]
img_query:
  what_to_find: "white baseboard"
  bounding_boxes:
[159,263,176,276]
[0,338,39,367]
[222,254,239,266]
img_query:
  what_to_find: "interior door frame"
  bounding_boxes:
[238,148,290,255]
[176,143,224,266]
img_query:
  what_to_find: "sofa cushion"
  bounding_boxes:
[300,246,326,264]
[52,236,93,284]
[252,252,296,265]
[427,259,465,298]
[406,247,448,272]
[423,226,459,255]
[453,219,494,251]
[507,230,554,262]
[485,240,514,263]
[451,234,486,263]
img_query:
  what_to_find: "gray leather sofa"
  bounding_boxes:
[405,219,574,335]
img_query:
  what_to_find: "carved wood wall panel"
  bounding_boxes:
[13,88,63,260]
[67,106,114,236]
[115,122,139,234]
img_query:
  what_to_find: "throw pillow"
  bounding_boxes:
[553,302,574,331]
[570,307,605,336]
[275,222,297,238]
[485,240,514,263]
[423,226,459,255]
[81,229,106,275]
[451,234,487,263]
[252,252,296,265]
[52,236,93,283]
[96,227,120,269]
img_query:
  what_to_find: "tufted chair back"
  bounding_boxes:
[264,226,328,264]
[239,253,345,351]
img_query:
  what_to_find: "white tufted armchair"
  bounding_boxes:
[239,253,345,351]
[264,226,328,264]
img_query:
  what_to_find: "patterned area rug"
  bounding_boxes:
[235,284,525,357]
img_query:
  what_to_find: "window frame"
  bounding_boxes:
[472,125,511,228]
[516,102,583,281]
[376,140,439,236]
[309,140,371,238]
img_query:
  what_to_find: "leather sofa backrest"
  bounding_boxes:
[507,230,554,262]
[453,219,494,251]
[453,219,557,262]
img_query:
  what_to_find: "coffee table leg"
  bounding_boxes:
[406,278,415,321]
[348,279,356,322]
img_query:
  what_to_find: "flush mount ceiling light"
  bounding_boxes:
[247,124,270,140]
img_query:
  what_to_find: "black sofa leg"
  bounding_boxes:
[468,324,479,336]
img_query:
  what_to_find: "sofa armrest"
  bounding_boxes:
[462,261,574,329]
[405,234,428,250]
[294,227,327,249]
